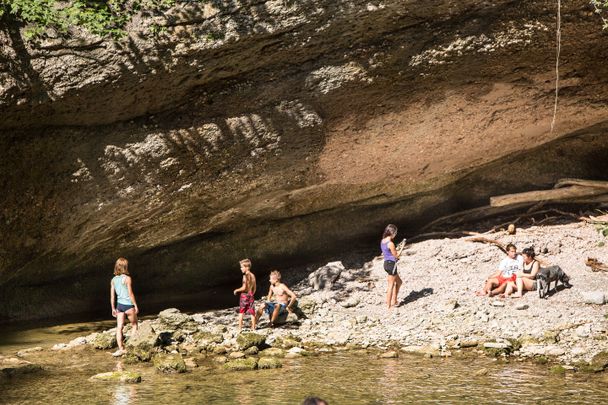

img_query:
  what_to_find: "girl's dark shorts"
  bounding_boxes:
[117,303,135,313]
[384,260,398,276]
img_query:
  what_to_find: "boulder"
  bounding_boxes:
[244,346,259,356]
[229,351,246,359]
[590,351,608,372]
[581,291,606,305]
[236,333,266,350]
[126,321,158,349]
[153,353,187,373]
[308,262,344,290]
[89,371,141,383]
[273,335,301,349]
[297,297,317,316]
[157,308,193,329]
[257,357,283,369]
[224,357,258,371]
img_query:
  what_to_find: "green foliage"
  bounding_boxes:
[591,0,608,29]
[0,0,189,40]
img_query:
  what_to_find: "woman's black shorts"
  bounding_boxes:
[384,260,398,276]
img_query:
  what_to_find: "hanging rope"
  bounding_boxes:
[550,0,561,133]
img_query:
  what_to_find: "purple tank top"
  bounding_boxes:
[381,240,396,262]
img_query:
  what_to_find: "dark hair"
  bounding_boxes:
[382,224,398,238]
[505,243,516,252]
[302,398,328,405]
[522,247,536,259]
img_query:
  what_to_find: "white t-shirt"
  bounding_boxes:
[498,255,523,277]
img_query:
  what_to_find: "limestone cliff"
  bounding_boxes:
[1,0,608,320]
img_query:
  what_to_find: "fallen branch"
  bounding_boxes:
[408,231,480,244]
[585,257,608,272]
[554,178,608,190]
[466,237,506,253]
[490,186,608,207]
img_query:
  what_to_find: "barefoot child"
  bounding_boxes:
[255,270,297,327]
[475,243,523,297]
[233,258,257,331]
[110,257,139,357]
[381,224,403,309]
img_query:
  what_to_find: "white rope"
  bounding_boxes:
[550,0,561,133]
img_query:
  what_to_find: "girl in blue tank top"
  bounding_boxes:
[381,224,403,309]
[110,257,139,357]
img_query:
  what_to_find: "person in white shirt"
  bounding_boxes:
[475,243,523,297]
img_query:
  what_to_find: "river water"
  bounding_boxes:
[2,320,608,404]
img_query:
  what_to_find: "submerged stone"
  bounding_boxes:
[90,371,142,383]
[153,353,187,373]
[91,333,117,350]
[0,357,43,378]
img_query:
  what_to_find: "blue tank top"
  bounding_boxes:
[112,275,133,306]
[381,240,397,262]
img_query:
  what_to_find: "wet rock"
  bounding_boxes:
[515,304,529,310]
[236,333,266,350]
[68,336,87,347]
[90,371,141,383]
[284,352,301,359]
[213,356,228,364]
[91,333,117,350]
[549,365,566,375]
[258,357,283,369]
[274,335,301,349]
[581,291,606,305]
[590,351,608,372]
[474,368,488,376]
[0,357,43,378]
[212,346,227,355]
[379,351,398,358]
[308,262,344,290]
[16,347,43,357]
[184,358,198,369]
[153,353,187,374]
[224,357,258,371]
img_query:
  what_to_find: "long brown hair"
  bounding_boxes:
[382,224,398,239]
[114,257,130,276]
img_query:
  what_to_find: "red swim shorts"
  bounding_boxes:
[497,274,516,285]
[239,292,255,315]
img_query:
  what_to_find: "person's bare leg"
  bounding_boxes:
[490,283,507,297]
[477,278,497,296]
[386,275,395,308]
[238,313,244,331]
[503,282,515,298]
[250,313,256,330]
[512,278,524,298]
[116,312,126,350]
[254,305,265,325]
[393,275,403,306]
[126,308,138,332]
[271,305,281,325]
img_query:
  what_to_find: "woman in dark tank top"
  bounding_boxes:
[509,247,540,298]
[381,224,403,309]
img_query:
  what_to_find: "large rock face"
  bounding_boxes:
[1,0,608,320]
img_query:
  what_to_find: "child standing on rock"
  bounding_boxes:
[110,257,139,357]
[233,258,257,331]
[381,224,403,309]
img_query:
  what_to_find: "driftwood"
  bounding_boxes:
[466,237,507,253]
[490,185,608,207]
[554,178,608,190]
[585,257,608,272]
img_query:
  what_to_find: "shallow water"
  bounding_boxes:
[2,322,608,404]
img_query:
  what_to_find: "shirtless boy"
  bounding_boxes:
[233,258,257,331]
[255,270,297,327]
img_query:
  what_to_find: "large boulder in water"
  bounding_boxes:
[153,353,187,374]
[236,332,266,350]
[90,332,117,350]
[90,371,142,383]
[0,356,43,378]
[224,357,258,371]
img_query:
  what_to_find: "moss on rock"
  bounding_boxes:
[90,371,141,383]
[236,333,265,350]
[91,333,117,350]
[224,357,258,371]
[258,357,282,369]
[590,351,608,372]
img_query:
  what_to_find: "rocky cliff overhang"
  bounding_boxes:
[1,0,607,321]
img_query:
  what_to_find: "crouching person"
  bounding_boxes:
[255,270,297,327]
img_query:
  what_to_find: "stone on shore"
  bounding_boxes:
[224,357,258,371]
[260,348,285,357]
[16,347,43,357]
[236,333,266,350]
[193,331,224,351]
[308,262,344,290]
[90,371,142,383]
[153,353,187,373]
[157,308,193,329]
[229,351,246,359]
[126,321,158,349]
[581,291,606,305]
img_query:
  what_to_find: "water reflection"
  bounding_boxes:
[112,385,137,405]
